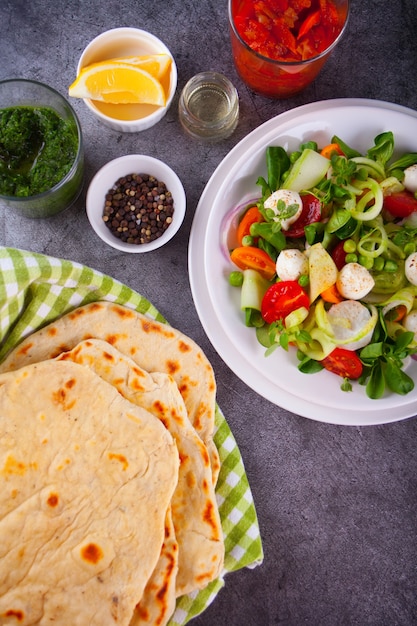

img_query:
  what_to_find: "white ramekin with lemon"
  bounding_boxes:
[69,28,177,132]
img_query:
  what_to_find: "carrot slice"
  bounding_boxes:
[236,206,264,245]
[320,143,345,159]
[385,304,408,323]
[321,283,344,304]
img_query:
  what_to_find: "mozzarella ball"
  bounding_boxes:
[263,189,303,231]
[336,262,375,300]
[405,252,417,286]
[404,310,417,340]
[403,164,417,194]
[276,249,308,281]
[328,300,374,350]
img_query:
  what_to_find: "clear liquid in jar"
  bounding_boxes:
[179,72,239,140]
[187,83,232,124]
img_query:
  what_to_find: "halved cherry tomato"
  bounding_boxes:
[261,280,309,324]
[321,347,363,379]
[285,193,322,238]
[330,240,347,270]
[230,246,276,280]
[236,206,264,244]
[383,191,417,218]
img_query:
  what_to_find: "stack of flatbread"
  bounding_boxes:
[0,302,224,626]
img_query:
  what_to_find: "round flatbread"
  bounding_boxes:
[131,508,178,626]
[0,359,179,626]
[0,302,221,485]
[57,339,224,598]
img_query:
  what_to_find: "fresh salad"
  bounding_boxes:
[227,132,417,398]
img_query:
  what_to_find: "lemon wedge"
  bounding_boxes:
[69,62,166,106]
[105,54,172,81]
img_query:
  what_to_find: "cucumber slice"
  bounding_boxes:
[240,269,271,311]
[282,149,330,192]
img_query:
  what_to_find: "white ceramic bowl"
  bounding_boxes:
[76,27,177,133]
[86,154,186,252]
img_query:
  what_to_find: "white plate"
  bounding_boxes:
[189,98,417,426]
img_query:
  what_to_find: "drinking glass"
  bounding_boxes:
[228,0,349,98]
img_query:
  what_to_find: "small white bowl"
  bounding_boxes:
[86,154,186,252]
[76,27,177,133]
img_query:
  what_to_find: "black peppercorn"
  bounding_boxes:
[102,173,175,244]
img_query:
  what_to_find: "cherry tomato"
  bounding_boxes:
[261,280,309,324]
[230,246,276,280]
[236,206,264,244]
[285,193,322,238]
[383,191,417,218]
[321,347,363,379]
[331,240,347,270]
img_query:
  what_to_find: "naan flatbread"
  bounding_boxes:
[0,302,220,485]
[0,360,179,626]
[131,508,178,626]
[57,339,224,597]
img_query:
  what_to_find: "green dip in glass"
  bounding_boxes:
[0,105,78,197]
[0,79,84,219]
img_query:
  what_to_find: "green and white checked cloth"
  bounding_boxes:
[0,246,264,624]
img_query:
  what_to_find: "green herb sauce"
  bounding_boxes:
[0,105,78,197]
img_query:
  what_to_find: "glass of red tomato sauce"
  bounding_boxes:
[228,0,349,98]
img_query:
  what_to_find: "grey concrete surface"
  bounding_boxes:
[1,0,417,624]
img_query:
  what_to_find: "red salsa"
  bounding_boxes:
[233,0,344,62]
[229,0,347,97]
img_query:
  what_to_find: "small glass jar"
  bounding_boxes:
[178,71,239,141]
[0,79,84,218]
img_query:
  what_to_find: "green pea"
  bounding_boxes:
[343,239,356,253]
[358,255,374,270]
[290,151,301,163]
[298,274,309,287]
[242,235,254,247]
[404,243,415,256]
[345,253,358,263]
[373,256,385,271]
[229,271,244,287]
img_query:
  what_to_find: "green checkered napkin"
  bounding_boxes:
[0,246,263,624]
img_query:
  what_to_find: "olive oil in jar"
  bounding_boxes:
[179,72,239,140]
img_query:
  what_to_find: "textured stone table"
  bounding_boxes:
[1,1,417,624]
